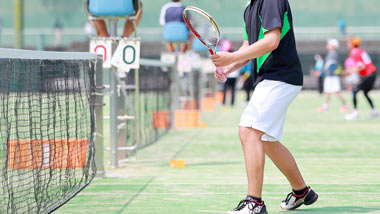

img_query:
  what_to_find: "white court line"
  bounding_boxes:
[91,183,380,185]
[196,210,226,214]
[110,158,380,163]
[78,192,380,196]
[295,158,380,161]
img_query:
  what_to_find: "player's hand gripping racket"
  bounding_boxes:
[182,6,227,82]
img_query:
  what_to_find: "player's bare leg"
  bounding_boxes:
[263,141,305,189]
[227,127,267,214]
[239,127,265,197]
[264,141,318,210]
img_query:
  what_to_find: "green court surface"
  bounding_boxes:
[55,91,380,214]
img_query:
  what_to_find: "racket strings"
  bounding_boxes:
[184,10,219,46]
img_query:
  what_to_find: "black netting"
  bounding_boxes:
[124,65,171,152]
[0,57,96,214]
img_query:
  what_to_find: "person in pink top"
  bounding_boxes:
[345,37,378,120]
[344,57,360,92]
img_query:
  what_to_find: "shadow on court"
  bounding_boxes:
[116,176,156,214]
[292,206,380,213]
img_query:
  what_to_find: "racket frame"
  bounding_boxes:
[182,6,221,55]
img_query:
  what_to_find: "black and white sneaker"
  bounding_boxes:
[228,199,268,214]
[280,186,318,210]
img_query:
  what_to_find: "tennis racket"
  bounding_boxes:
[182,6,226,82]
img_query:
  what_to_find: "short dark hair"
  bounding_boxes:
[173,0,180,2]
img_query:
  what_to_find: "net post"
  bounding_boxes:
[109,19,119,168]
[116,73,127,161]
[133,4,141,148]
[170,54,180,129]
[135,67,140,148]
[94,56,106,178]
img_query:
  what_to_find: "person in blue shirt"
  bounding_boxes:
[311,54,324,95]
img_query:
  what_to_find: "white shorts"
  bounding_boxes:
[239,80,302,142]
[324,76,341,93]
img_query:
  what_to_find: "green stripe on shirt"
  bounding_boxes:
[256,11,291,73]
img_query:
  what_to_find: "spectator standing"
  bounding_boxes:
[238,61,254,105]
[223,69,240,106]
[338,17,346,35]
[53,18,63,47]
[311,54,324,95]
[317,39,347,113]
[219,40,239,106]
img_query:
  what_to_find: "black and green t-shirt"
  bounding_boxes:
[244,0,303,86]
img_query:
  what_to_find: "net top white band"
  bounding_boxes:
[0,48,98,60]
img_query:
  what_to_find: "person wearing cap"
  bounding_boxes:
[317,39,348,113]
[345,37,378,120]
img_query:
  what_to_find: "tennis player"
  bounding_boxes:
[317,39,348,113]
[210,0,318,213]
[345,37,378,120]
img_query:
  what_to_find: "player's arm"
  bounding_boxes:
[211,28,281,67]
[214,40,250,81]
[224,40,250,72]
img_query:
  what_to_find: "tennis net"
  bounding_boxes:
[123,59,172,153]
[0,48,97,214]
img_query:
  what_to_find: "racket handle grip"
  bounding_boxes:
[216,67,227,82]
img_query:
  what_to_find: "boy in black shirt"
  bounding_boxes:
[211,0,318,213]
